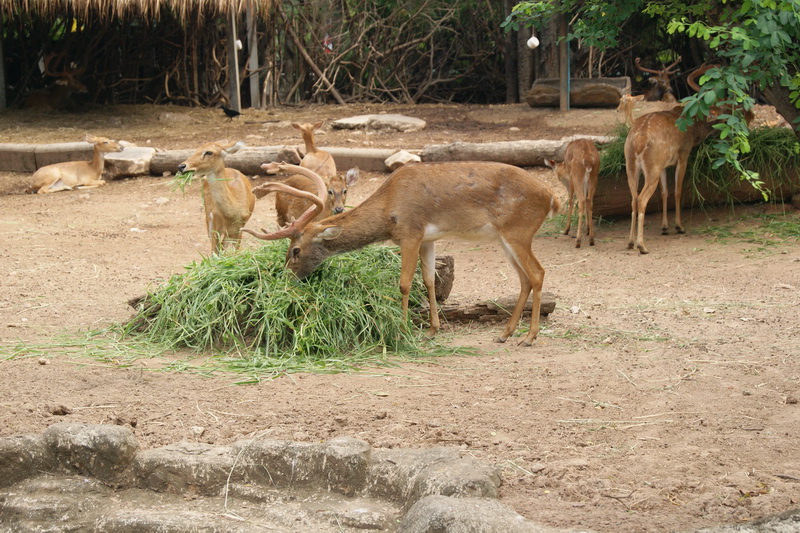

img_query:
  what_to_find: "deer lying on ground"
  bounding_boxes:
[178,141,255,253]
[545,139,600,248]
[24,53,88,111]
[293,121,337,179]
[243,161,559,346]
[30,135,122,194]
[624,65,752,254]
[635,56,681,103]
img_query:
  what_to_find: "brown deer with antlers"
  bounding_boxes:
[635,56,681,103]
[24,53,88,111]
[624,64,753,254]
[545,139,600,248]
[243,161,559,346]
[30,135,122,194]
[178,141,256,253]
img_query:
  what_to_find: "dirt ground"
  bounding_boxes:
[0,102,799,533]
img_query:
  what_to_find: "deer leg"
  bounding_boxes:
[563,185,575,236]
[419,241,440,337]
[626,163,641,249]
[398,239,424,332]
[674,159,687,234]
[574,186,585,248]
[636,170,661,254]
[76,180,106,189]
[495,237,542,346]
[659,169,670,235]
[586,179,596,246]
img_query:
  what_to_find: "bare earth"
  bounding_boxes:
[0,103,798,533]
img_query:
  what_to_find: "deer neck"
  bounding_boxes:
[203,168,242,217]
[301,131,318,154]
[318,197,392,254]
[89,145,106,175]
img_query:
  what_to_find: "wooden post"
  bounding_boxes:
[246,2,260,109]
[227,9,242,112]
[558,13,570,112]
[0,19,6,110]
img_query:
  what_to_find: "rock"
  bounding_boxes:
[105,146,156,178]
[385,149,422,170]
[331,114,427,133]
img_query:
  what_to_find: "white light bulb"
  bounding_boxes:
[527,35,540,49]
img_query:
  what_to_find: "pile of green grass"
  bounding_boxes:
[124,242,430,362]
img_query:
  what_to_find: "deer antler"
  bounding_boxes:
[244,162,328,241]
[686,64,719,92]
[635,56,681,75]
[43,53,86,78]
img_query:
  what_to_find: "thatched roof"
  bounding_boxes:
[0,0,275,22]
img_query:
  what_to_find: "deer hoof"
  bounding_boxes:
[638,245,650,255]
[589,238,595,246]
[575,241,581,248]
[661,227,670,235]
[676,226,685,234]
[494,336,508,344]
[627,242,635,250]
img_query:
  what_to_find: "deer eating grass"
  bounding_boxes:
[244,161,559,346]
[178,141,255,253]
[545,139,600,248]
[293,121,337,179]
[30,135,122,194]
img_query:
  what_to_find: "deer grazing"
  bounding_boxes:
[635,56,681,103]
[30,135,122,194]
[293,121,337,179]
[178,141,256,253]
[24,53,88,111]
[545,139,600,248]
[243,161,559,346]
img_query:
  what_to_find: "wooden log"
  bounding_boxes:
[527,77,631,108]
[421,137,613,167]
[593,171,800,217]
[150,147,285,176]
[435,292,557,322]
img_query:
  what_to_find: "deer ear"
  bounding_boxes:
[319,226,343,241]
[544,159,556,170]
[345,167,360,186]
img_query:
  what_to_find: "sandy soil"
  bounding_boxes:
[0,102,799,533]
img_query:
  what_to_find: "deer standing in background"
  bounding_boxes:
[635,56,681,102]
[244,161,559,347]
[293,121,337,179]
[24,53,88,111]
[260,167,361,228]
[30,135,122,194]
[178,141,255,253]
[624,64,750,254]
[545,139,600,248]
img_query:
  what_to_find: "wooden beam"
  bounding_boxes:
[558,13,570,111]
[246,2,260,109]
[227,9,242,112]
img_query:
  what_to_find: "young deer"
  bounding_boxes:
[545,139,600,248]
[625,64,754,254]
[293,121,337,179]
[258,167,360,227]
[178,141,255,253]
[30,135,122,194]
[244,161,559,346]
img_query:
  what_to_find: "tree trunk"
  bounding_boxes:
[503,0,518,103]
[761,84,800,139]
[517,26,534,99]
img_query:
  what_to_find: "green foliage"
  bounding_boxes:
[123,243,431,359]
[506,0,800,194]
